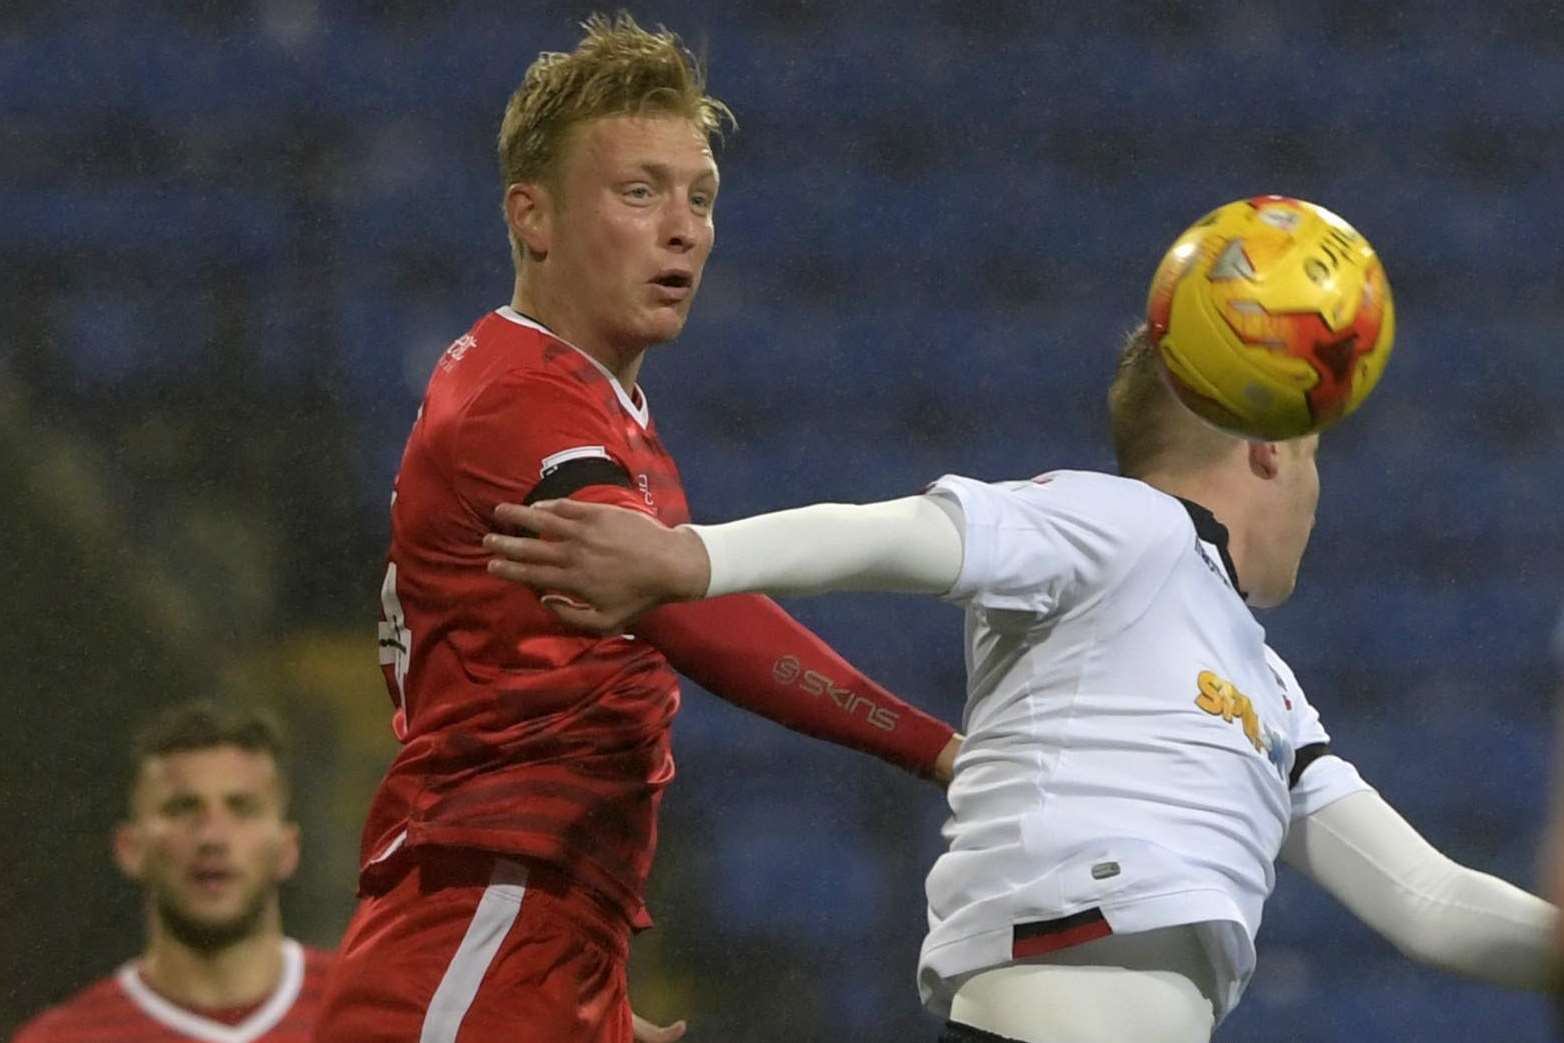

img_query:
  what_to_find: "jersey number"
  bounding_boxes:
[378,562,411,714]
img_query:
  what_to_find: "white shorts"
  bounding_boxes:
[948,925,1217,1043]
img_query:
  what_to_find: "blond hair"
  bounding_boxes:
[1107,324,1240,478]
[498,12,733,265]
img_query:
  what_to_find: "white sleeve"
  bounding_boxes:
[925,472,1177,618]
[1281,789,1558,989]
[688,495,964,598]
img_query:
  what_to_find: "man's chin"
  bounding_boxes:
[1246,577,1298,610]
[642,304,692,343]
[643,324,685,347]
[157,890,270,952]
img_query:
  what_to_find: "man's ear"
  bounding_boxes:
[505,182,553,261]
[114,821,146,882]
[275,821,301,884]
[1248,441,1281,480]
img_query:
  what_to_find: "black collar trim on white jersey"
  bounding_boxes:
[1176,497,1247,599]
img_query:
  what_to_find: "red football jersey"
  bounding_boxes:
[364,307,689,929]
[12,941,331,1043]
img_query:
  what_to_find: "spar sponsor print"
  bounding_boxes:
[771,655,900,731]
[1194,670,1290,780]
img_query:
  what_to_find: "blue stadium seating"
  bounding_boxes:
[7,6,1561,1040]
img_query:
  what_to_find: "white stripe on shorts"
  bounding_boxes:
[419,860,530,1043]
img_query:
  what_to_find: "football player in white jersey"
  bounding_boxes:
[482,325,1558,1043]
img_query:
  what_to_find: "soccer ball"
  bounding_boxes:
[1145,195,1395,441]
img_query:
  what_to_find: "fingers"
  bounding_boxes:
[541,597,624,634]
[485,559,581,596]
[539,591,593,611]
[492,501,582,538]
[485,561,624,632]
[483,532,571,566]
[486,498,639,633]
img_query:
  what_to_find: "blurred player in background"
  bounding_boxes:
[12,702,330,1043]
[487,325,1559,1043]
[312,13,958,1043]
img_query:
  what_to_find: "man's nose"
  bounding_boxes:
[193,811,234,846]
[662,203,699,251]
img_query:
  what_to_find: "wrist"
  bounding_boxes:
[669,525,712,600]
[933,733,963,787]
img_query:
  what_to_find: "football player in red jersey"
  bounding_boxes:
[311,13,959,1043]
[12,703,331,1043]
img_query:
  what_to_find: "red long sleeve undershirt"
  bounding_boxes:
[632,593,955,779]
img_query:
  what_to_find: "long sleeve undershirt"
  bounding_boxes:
[633,593,955,779]
[690,495,965,598]
[1284,789,1556,988]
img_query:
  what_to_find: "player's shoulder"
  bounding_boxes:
[1261,644,1309,698]
[287,942,336,1023]
[299,943,334,967]
[435,308,617,417]
[1262,643,1296,676]
[939,469,1187,540]
[298,943,336,985]
[11,972,132,1043]
[464,308,601,382]
[1032,469,1182,511]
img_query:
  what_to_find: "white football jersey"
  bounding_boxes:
[918,471,1368,1022]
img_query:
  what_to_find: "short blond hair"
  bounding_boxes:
[1107,324,1240,478]
[498,12,733,263]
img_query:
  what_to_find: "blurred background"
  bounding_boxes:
[4,2,1563,1040]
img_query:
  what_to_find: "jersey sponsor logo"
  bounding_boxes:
[1194,670,1289,780]
[379,562,411,731]
[437,333,476,371]
[771,655,900,731]
[636,473,654,507]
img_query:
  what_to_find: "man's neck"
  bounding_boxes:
[1142,470,1253,596]
[139,920,285,1010]
[511,283,645,390]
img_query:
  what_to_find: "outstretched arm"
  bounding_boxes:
[486,494,965,633]
[633,594,960,784]
[486,495,964,781]
[1282,788,1558,988]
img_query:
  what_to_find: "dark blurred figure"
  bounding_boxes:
[10,702,332,1043]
